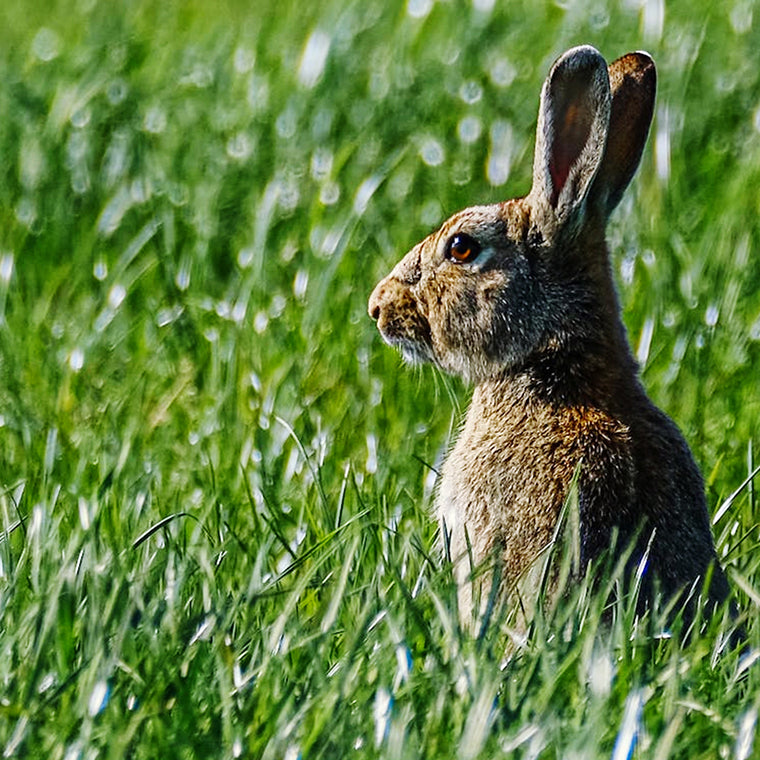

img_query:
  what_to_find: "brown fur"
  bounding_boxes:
[368,46,730,626]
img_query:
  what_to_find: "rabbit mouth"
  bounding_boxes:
[399,341,435,364]
[380,333,435,365]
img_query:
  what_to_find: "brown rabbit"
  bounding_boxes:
[368,46,730,626]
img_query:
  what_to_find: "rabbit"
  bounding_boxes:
[368,45,732,629]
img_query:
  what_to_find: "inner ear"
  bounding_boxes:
[548,70,598,206]
[529,46,611,234]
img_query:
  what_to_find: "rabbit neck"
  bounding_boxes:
[475,330,642,417]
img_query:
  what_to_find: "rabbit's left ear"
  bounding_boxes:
[529,45,611,235]
[588,52,656,217]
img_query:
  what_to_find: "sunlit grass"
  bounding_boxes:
[1,0,759,757]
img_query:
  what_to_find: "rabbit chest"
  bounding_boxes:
[436,374,634,592]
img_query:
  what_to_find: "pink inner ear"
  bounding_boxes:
[548,84,594,207]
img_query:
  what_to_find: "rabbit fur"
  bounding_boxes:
[368,45,730,626]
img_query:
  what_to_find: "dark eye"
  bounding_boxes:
[446,233,481,263]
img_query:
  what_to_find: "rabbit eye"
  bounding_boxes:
[446,233,481,263]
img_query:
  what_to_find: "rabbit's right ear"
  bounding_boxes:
[529,46,611,239]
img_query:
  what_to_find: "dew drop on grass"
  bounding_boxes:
[730,1,753,34]
[68,347,84,372]
[93,258,107,281]
[588,649,614,697]
[232,299,247,323]
[407,0,433,19]
[487,120,513,186]
[15,197,38,227]
[184,64,214,89]
[395,645,411,684]
[612,689,645,760]
[234,46,255,74]
[247,74,270,112]
[389,169,411,201]
[70,107,91,129]
[749,316,760,341]
[655,105,671,181]
[37,673,56,694]
[473,0,495,12]
[175,263,190,291]
[420,137,444,167]
[459,80,483,105]
[354,174,382,215]
[143,106,167,134]
[458,116,482,144]
[642,0,664,41]
[270,294,286,318]
[78,497,90,530]
[106,78,128,106]
[374,687,392,747]
[705,303,720,327]
[215,300,231,319]
[108,283,126,309]
[293,269,308,299]
[276,106,297,139]
[44,428,58,477]
[424,467,438,499]
[189,615,216,645]
[254,311,268,333]
[735,707,757,760]
[366,433,378,474]
[298,30,331,89]
[88,680,110,717]
[620,256,635,286]
[284,447,300,483]
[420,199,442,227]
[0,253,14,283]
[319,181,340,205]
[237,247,254,269]
[226,132,252,161]
[32,27,60,62]
[98,186,132,236]
[310,148,333,181]
[636,318,654,365]
[63,742,83,760]
[489,57,516,88]
[19,137,45,190]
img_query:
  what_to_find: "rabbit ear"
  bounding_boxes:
[588,52,656,217]
[529,45,611,235]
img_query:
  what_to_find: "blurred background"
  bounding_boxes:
[1,0,760,756]
[2,0,759,503]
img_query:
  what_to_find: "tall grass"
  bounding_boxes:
[1,0,759,757]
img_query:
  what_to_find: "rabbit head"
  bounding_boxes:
[368,46,656,385]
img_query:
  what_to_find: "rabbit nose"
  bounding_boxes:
[368,281,385,321]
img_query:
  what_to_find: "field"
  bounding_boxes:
[2,0,760,757]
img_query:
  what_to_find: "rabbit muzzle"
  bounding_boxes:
[368,270,434,363]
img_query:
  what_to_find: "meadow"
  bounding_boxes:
[1,0,760,757]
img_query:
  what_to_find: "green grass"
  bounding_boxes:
[1,0,760,757]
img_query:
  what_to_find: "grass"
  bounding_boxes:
[1,0,760,757]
